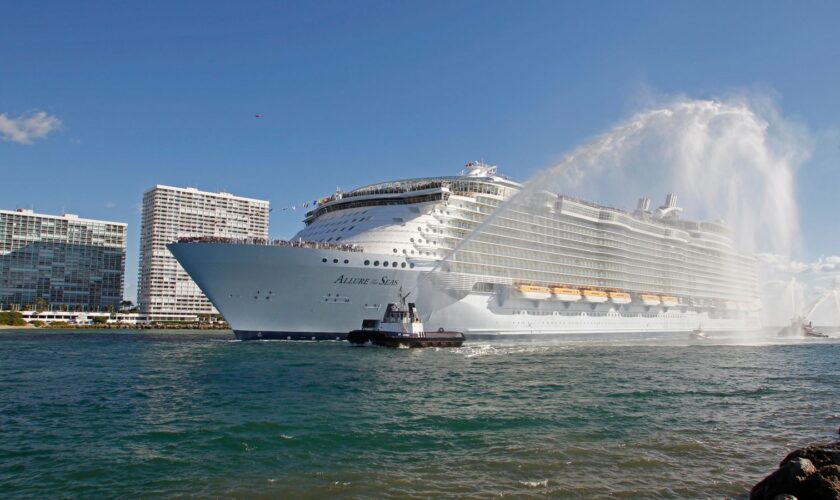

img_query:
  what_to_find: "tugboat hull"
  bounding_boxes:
[347,330,465,348]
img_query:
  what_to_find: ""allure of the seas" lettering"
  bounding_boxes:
[333,275,399,286]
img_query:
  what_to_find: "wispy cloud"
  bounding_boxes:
[104,201,116,209]
[0,111,62,144]
[757,253,840,276]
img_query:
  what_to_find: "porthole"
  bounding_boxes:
[333,259,338,263]
[344,259,349,264]
[409,263,415,268]
[392,262,398,267]
[393,248,397,253]
[401,262,406,268]
[322,258,327,263]
[364,260,370,265]
[374,261,380,266]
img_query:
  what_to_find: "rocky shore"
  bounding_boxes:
[751,439,840,499]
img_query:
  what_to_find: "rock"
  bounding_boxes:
[753,443,840,500]
[782,443,840,469]
[801,465,840,500]
[751,457,816,499]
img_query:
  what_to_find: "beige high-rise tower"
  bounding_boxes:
[137,185,269,321]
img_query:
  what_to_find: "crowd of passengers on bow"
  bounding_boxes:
[176,236,364,252]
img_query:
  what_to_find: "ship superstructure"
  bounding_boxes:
[168,162,761,339]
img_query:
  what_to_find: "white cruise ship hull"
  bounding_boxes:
[169,243,760,340]
[168,243,417,340]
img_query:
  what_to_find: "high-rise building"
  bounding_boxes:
[137,185,269,321]
[0,209,127,311]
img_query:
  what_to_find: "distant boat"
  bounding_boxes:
[778,317,828,338]
[689,326,709,340]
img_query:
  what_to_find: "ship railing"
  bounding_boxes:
[175,236,364,252]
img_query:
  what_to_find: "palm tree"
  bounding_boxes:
[34,297,48,313]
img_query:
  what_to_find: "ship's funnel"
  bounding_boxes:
[664,193,678,208]
[637,197,651,211]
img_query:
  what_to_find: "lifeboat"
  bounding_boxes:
[551,287,582,302]
[515,284,552,300]
[609,291,632,304]
[640,294,661,306]
[582,289,609,303]
[661,296,679,307]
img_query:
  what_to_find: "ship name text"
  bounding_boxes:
[334,275,399,286]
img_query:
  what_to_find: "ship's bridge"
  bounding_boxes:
[303,168,519,224]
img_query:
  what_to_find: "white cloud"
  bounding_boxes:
[0,111,62,144]
[756,253,840,276]
[756,253,809,274]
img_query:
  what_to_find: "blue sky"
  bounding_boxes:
[2,0,839,301]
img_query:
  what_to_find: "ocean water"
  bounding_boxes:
[1,330,839,498]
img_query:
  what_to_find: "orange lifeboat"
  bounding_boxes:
[551,287,582,302]
[515,284,552,300]
[661,296,679,307]
[582,289,609,303]
[640,294,661,306]
[609,291,632,304]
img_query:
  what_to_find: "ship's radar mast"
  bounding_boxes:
[463,161,497,177]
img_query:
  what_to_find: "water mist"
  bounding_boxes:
[429,97,811,331]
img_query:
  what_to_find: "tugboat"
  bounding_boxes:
[347,290,465,348]
[689,326,709,340]
[778,317,829,338]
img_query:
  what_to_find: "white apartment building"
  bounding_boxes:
[137,186,269,321]
[0,209,127,311]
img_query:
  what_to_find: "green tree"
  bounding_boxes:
[92,316,109,325]
[34,297,48,313]
[0,311,26,326]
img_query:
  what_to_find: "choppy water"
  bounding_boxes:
[1,330,839,498]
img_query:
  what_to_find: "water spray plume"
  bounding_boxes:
[443,98,807,266]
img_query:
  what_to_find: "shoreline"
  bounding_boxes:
[0,324,231,331]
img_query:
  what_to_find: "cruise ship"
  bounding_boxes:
[168,162,761,340]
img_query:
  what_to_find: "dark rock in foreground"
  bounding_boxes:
[751,442,840,500]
